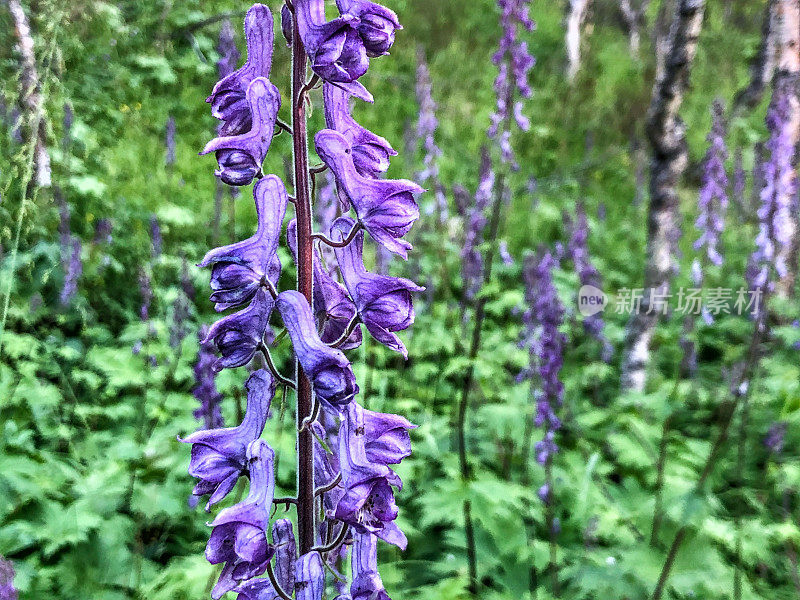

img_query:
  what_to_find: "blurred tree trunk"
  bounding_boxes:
[565,0,592,82]
[7,0,50,188]
[773,0,800,301]
[620,0,705,393]
[733,0,778,115]
[620,0,651,57]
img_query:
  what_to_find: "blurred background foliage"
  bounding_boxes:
[1,0,799,599]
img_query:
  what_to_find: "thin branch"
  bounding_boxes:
[259,344,296,389]
[266,561,293,600]
[299,74,321,100]
[328,315,361,348]
[310,164,328,174]
[315,473,342,496]
[276,118,293,136]
[273,497,298,506]
[172,10,248,37]
[311,222,363,248]
[312,522,349,554]
[299,395,321,432]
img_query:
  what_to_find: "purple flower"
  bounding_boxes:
[277,290,359,406]
[202,77,281,186]
[350,531,391,600]
[206,439,276,599]
[233,578,278,600]
[336,0,401,57]
[566,204,611,359]
[138,268,152,322]
[287,220,363,350]
[193,325,225,430]
[747,79,796,292]
[60,236,82,306]
[208,4,274,135]
[165,115,176,166]
[181,370,274,510]
[332,216,423,357]
[217,18,240,81]
[323,82,397,177]
[521,250,565,469]
[333,402,407,549]
[200,176,286,311]
[461,148,495,304]
[272,519,296,593]
[293,0,368,83]
[765,422,787,455]
[204,289,275,371]
[693,100,729,268]
[315,129,422,258]
[295,552,326,600]
[0,557,16,600]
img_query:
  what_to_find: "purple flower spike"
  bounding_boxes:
[336,0,401,57]
[202,77,281,186]
[315,129,422,258]
[333,402,407,549]
[193,326,225,429]
[287,220,362,350]
[332,216,423,357]
[295,552,326,600]
[293,0,368,84]
[201,176,287,311]
[207,439,277,600]
[276,290,359,406]
[207,4,275,134]
[350,531,391,600]
[204,289,275,370]
[323,82,396,178]
[272,519,297,593]
[181,370,274,510]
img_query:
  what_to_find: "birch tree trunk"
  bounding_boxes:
[620,0,651,57]
[733,0,778,115]
[566,0,591,82]
[620,0,706,393]
[773,0,800,300]
[7,0,50,188]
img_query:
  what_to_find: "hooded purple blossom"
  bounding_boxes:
[272,519,296,594]
[323,82,397,178]
[277,290,359,406]
[207,439,277,599]
[207,4,273,135]
[202,77,281,186]
[288,220,362,350]
[337,0,401,57]
[204,289,275,371]
[315,129,422,258]
[332,402,407,549]
[693,100,729,268]
[181,370,274,510]
[350,531,390,600]
[193,325,225,430]
[295,552,326,600]
[293,0,368,83]
[201,176,286,311]
[332,217,423,357]
[233,578,278,600]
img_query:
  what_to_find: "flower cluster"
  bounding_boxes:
[489,0,535,168]
[692,100,729,281]
[57,199,82,306]
[520,251,565,483]
[185,3,418,597]
[747,79,796,294]
[565,203,611,360]
[0,556,16,600]
[414,50,447,222]
[192,325,224,430]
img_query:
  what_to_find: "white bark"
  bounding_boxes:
[566,0,591,82]
[621,0,706,392]
[7,0,50,188]
[620,0,651,57]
